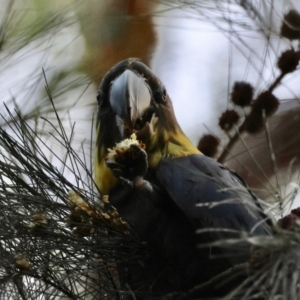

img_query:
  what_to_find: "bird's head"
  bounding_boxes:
[95,58,200,194]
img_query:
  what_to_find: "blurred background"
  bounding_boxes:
[1,0,300,213]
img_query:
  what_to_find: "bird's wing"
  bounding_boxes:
[156,154,269,237]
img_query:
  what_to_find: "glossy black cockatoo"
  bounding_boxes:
[95,58,271,299]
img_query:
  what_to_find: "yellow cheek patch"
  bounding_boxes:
[94,146,118,195]
[94,124,118,194]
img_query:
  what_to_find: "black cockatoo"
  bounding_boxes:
[95,58,271,299]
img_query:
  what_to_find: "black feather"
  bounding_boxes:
[156,155,269,235]
[108,174,249,297]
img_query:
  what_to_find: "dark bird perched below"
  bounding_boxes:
[95,58,272,299]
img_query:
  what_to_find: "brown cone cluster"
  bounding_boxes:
[253,92,280,117]
[242,92,279,134]
[231,81,254,107]
[218,109,240,131]
[277,49,300,74]
[197,134,220,158]
[280,10,300,40]
[200,12,300,157]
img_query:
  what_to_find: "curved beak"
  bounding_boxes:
[109,69,152,137]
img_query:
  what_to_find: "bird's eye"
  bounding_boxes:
[153,85,167,104]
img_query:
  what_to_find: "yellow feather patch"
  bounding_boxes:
[94,124,118,195]
[148,130,201,168]
[94,145,118,195]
